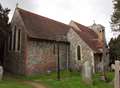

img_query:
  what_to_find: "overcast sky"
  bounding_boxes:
[0,0,116,43]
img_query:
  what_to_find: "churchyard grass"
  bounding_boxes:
[24,70,114,88]
[0,71,114,88]
[0,80,32,88]
[0,74,32,88]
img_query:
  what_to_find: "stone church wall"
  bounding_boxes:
[67,29,94,72]
[26,39,69,75]
[4,9,27,75]
[4,28,27,75]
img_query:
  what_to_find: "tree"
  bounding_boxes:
[0,3,10,65]
[111,0,120,31]
[0,3,10,37]
[109,35,120,64]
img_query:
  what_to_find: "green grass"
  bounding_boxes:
[0,71,114,88]
[0,74,32,88]
[24,70,114,88]
[0,80,32,88]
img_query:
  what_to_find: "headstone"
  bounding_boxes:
[82,61,92,84]
[0,66,3,80]
[111,64,115,70]
[114,60,120,88]
[47,70,51,74]
[97,62,103,72]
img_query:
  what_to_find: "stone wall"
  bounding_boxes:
[4,9,70,75]
[4,29,26,75]
[26,39,69,75]
[4,8,27,75]
[67,29,94,72]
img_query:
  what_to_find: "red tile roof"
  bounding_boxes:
[17,8,103,53]
[72,21,103,53]
[17,8,70,42]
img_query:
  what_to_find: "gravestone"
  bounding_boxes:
[0,66,3,80]
[82,60,92,84]
[114,60,120,88]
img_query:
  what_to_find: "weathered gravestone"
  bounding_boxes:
[82,60,92,84]
[112,60,120,88]
[0,66,3,80]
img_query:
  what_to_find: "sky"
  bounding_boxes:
[0,0,117,43]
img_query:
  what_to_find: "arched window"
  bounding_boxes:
[9,31,12,50]
[13,26,17,50]
[77,45,81,60]
[17,29,21,51]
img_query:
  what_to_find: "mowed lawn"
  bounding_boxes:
[0,71,114,88]
[0,74,32,88]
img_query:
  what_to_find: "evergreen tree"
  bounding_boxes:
[111,0,120,31]
[109,35,120,64]
[0,3,10,37]
[0,3,10,65]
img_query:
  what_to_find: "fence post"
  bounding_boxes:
[114,60,120,88]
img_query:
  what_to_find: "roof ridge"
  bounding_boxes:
[73,21,95,31]
[17,7,70,28]
[73,21,98,38]
[15,8,71,42]
[71,21,103,52]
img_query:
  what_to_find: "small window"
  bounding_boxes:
[13,26,17,50]
[9,31,12,50]
[17,29,21,51]
[53,42,56,54]
[77,45,81,60]
[100,57,102,62]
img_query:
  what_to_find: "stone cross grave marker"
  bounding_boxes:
[112,60,120,88]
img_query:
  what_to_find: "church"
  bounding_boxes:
[3,8,109,75]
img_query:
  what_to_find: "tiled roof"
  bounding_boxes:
[71,21,103,53]
[17,8,70,42]
[17,8,103,53]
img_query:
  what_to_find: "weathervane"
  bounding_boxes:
[16,3,19,8]
[16,0,19,8]
[93,20,96,25]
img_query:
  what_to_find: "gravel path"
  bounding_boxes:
[23,81,47,88]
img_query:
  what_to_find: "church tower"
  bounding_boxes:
[90,22,109,73]
[89,23,106,44]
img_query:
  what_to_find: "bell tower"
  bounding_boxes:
[89,22,106,43]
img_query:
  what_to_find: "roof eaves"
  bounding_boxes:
[17,8,35,38]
